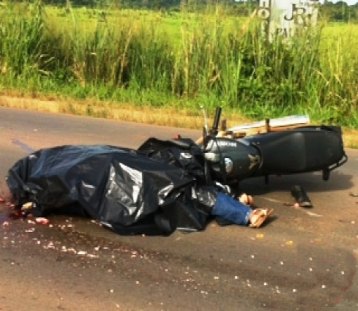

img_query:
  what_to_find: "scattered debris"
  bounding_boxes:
[35,217,50,225]
[305,211,322,217]
[21,202,34,213]
[256,233,265,239]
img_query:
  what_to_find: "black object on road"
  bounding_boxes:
[202,108,347,185]
[291,185,313,208]
[7,141,218,236]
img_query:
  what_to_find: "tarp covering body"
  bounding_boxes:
[7,140,217,235]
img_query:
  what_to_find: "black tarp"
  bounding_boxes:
[7,139,217,235]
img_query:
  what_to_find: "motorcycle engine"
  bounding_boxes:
[204,137,261,182]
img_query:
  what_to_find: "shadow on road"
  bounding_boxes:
[238,170,354,195]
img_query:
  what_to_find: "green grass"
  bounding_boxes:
[0,1,357,128]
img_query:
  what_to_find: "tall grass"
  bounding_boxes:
[0,2,44,78]
[0,1,357,128]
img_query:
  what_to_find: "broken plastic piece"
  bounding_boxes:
[291,185,313,208]
[35,217,50,225]
[21,202,34,212]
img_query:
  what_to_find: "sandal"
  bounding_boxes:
[249,208,273,228]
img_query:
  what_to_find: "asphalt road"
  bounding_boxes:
[0,107,357,311]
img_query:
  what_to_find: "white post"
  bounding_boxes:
[257,0,320,41]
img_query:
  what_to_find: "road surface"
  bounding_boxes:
[1,107,357,311]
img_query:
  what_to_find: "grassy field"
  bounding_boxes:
[0,2,357,132]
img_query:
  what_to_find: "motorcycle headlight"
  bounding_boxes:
[224,157,234,174]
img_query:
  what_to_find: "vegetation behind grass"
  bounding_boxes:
[0,1,357,129]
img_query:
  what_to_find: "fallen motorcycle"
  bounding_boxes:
[196,107,348,184]
[6,107,348,235]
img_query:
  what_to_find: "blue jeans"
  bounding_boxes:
[211,192,251,226]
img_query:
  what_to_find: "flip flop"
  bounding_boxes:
[249,208,273,228]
